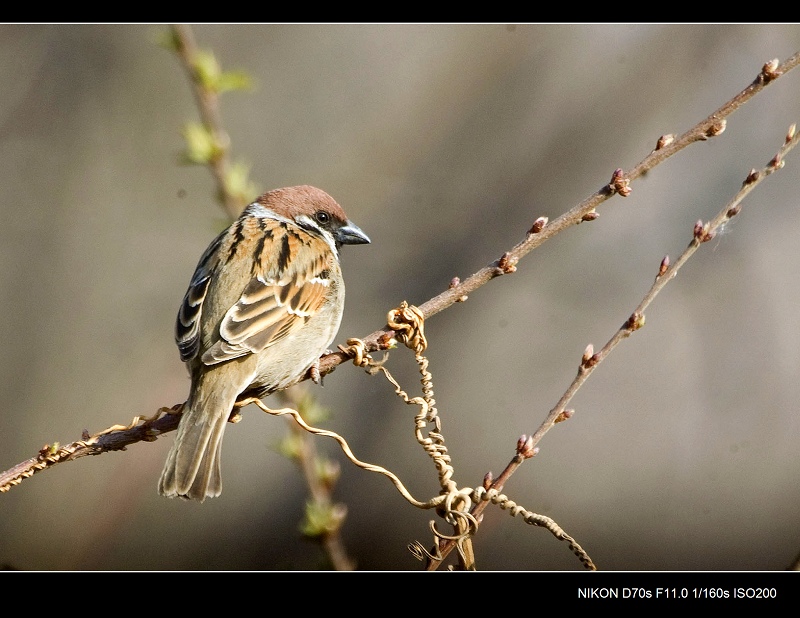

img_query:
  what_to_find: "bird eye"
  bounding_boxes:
[315,211,330,225]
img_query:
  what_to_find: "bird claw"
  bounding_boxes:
[310,357,324,386]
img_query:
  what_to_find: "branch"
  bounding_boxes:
[424,122,800,570]
[317,53,800,376]
[0,406,181,492]
[1,54,797,506]
[169,24,253,219]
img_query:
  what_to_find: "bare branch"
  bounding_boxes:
[1,54,798,536]
[170,24,248,219]
[317,53,800,379]
[423,122,800,570]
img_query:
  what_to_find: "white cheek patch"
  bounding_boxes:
[246,204,291,225]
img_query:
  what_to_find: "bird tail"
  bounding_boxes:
[158,370,241,502]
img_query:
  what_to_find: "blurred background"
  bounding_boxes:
[1,24,799,572]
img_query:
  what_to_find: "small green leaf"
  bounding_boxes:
[276,433,304,461]
[300,500,347,538]
[315,457,341,490]
[193,50,221,90]
[156,27,181,51]
[181,122,221,165]
[295,392,331,425]
[217,70,253,94]
[224,161,260,205]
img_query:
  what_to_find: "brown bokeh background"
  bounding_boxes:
[1,24,799,571]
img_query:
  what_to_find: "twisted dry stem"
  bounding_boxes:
[240,301,467,518]
[472,486,596,570]
[241,394,438,510]
[344,305,477,568]
[344,303,592,570]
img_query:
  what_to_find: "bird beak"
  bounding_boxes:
[336,221,371,246]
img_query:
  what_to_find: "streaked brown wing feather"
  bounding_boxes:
[175,231,228,362]
[202,224,331,364]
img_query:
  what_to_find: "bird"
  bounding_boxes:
[159,185,370,501]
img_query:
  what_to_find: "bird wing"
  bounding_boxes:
[175,233,223,363]
[201,222,333,365]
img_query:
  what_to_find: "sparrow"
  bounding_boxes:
[159,185,370,501]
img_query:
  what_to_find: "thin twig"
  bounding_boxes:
[170,24,243,219]
[1,54,797,511]
[424,123,799,570]
[316,53,800,378]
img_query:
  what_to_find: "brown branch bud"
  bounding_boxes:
[554,408,574,424]
[377,332,396,349]
[769,152,784,170]
[581,210,599,222]
[786,123,796,145]
[483,472,494,490]
[655,134,675,151]
[610,168,632,197]
[705,119,726,138]
[449,277,467,302]
[516,434,538,459]
[759,58,781,84]
[743,169,760,186]
[581,344,597,368]
[694,219,715,242]
[496,252,518,274]
[39,443,58,459]
[625,311,646,332]
[657,255,670,278]
[528,216,548,234]
[727,203,741,218]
